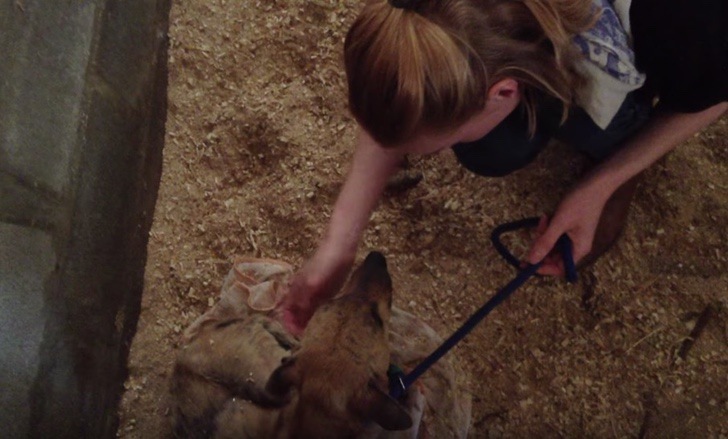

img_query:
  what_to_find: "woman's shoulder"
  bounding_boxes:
[630,0,727,45]
[630,0,728,111]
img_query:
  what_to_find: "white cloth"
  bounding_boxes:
[574,0,646,129]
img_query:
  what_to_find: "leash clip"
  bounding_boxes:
[387,364,407,399]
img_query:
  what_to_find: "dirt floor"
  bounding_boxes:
[117,0,728,437]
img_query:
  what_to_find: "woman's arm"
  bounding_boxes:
[320,129,405,263]
[279,128,405,334]
[528,102,728,274]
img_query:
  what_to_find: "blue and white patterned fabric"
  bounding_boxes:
[574,0,644,86]
[572,0,647,129]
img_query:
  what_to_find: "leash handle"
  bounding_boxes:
[389,218,579,399]
[490,217,578,283]
[389,261,542,399]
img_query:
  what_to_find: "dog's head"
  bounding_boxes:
[265,251,412,437]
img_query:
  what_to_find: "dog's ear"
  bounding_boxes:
[358,378,413,431]
[265,355,299,399]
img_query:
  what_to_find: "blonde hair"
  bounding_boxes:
[344,0,597,146]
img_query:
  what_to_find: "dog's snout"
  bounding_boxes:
[359,251,391,287]
[363,251,387,271]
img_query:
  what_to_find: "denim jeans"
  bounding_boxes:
[452,91,653,177]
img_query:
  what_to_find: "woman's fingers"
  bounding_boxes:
[527,215,564,265]
[536,252,565,277]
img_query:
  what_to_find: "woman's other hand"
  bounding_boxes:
[527,173,641,276]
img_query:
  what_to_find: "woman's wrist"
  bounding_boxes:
[317,232,357,267]
[576,164,624,205]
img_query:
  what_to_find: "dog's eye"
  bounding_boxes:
[214,318,243,330]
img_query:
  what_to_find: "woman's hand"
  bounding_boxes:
[527,171,642,277]
[277,246,354,336]
[276,128,404,335]
[526,179,612,276]
[527,104,728,276]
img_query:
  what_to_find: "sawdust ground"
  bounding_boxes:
[118,1,728,437]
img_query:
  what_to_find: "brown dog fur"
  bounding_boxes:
[170,252,412,438]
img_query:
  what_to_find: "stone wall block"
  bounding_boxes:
[0,0,172,437]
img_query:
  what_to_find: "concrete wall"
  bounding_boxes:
[0,0,171,436]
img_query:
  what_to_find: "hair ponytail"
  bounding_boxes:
[345,0,597,145]
[345,0,487,145]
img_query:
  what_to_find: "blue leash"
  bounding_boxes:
[388,217,577,399]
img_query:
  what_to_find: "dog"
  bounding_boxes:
[170,251,414,438]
